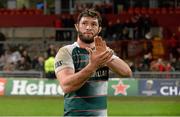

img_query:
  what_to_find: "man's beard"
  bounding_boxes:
[78,31,98,44]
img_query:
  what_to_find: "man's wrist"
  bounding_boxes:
[106,57,113,64]
[106,55,118,64]
[87,63,98,72]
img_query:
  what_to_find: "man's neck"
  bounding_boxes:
[77,37,95,49]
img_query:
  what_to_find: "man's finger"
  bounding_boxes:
[94,36,100,47]
[102,40,106,48]
[85,47,93,55]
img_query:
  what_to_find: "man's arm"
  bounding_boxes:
[56,46,113,94]
[56,63,95,94]
[106,56,132,77]
[93,36,132,77]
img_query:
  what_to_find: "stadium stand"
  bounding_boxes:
[0,0,179,78]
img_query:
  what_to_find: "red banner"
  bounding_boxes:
[0,78,7,96]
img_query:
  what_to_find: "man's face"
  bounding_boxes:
[76,17,101,44]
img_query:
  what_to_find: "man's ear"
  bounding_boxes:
[74,24,78,31]
[98,27,102,33]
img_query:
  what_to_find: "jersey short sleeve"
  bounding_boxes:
[54,46,74,74]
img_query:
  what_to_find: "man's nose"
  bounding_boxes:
[86,25,92,30]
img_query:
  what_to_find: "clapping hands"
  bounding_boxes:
[86,36,113,69]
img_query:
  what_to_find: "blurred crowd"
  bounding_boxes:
[0,1,180,79]
[0,12,180,79]
[0,38,179,76]
[0,43,59,79]
[55,13,154,40]
[74,1,113,14]
[129,52,180,72]
[103,14,154,40]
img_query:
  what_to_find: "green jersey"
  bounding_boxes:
[55,42,109,116]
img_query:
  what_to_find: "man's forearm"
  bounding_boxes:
[106,57,132,77]
[58,63,96,93]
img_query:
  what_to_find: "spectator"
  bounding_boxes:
[5,47,21,65]
[31,55,38,69]
[54,16,62,28]
[3,62,16,72]
[44,51,55,79]
[142,52,153,71]
[165,62,175,72]
[145,38,153,53]
[105,21,117,40]
[157,58,165,72]
[21,50,31,66]
[46,44,56,58]
[168,33,178,59]
[0,54,5,70]
[138,15,152,39]
[150,60,159,71]
[114,19,124,40]
[66,15,75,28]
[175,57,180,71]
[34,56,44,71]
[16,57,31,70]
[164,62,175,79]
[120,40,129,59]
[121,26,130,40]
[128,60,136,72]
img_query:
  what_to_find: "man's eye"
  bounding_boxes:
[82,22,87,25]
[92,23,97,26]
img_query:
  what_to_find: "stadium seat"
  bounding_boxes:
[128,8,134,14]
[155,8,160,14]
[161,8,167,14]
[141,7,147,14]
[148,8,154,14]
[134,8,140,14]
[175,8,180,14]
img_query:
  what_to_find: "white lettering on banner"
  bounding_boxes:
[170,87,178,95]
[11,80,27,95]
[160,86,180,96]
[44,84,57,95]
[11,80,64,96]
[38,81,44,95]
[57,85,62,94]
[26,83,38,95]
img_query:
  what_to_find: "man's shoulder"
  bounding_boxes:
[57,42,75,53]
[61,42,78,50]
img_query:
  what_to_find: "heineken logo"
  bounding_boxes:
[112,80,130,96]
[11,80,64,96]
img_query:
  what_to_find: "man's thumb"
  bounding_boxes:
[86,47,93,55]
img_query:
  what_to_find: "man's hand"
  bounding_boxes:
[94,36,106,53]
[86,36,113,70]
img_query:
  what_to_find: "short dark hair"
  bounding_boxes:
[76,9,102,27]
